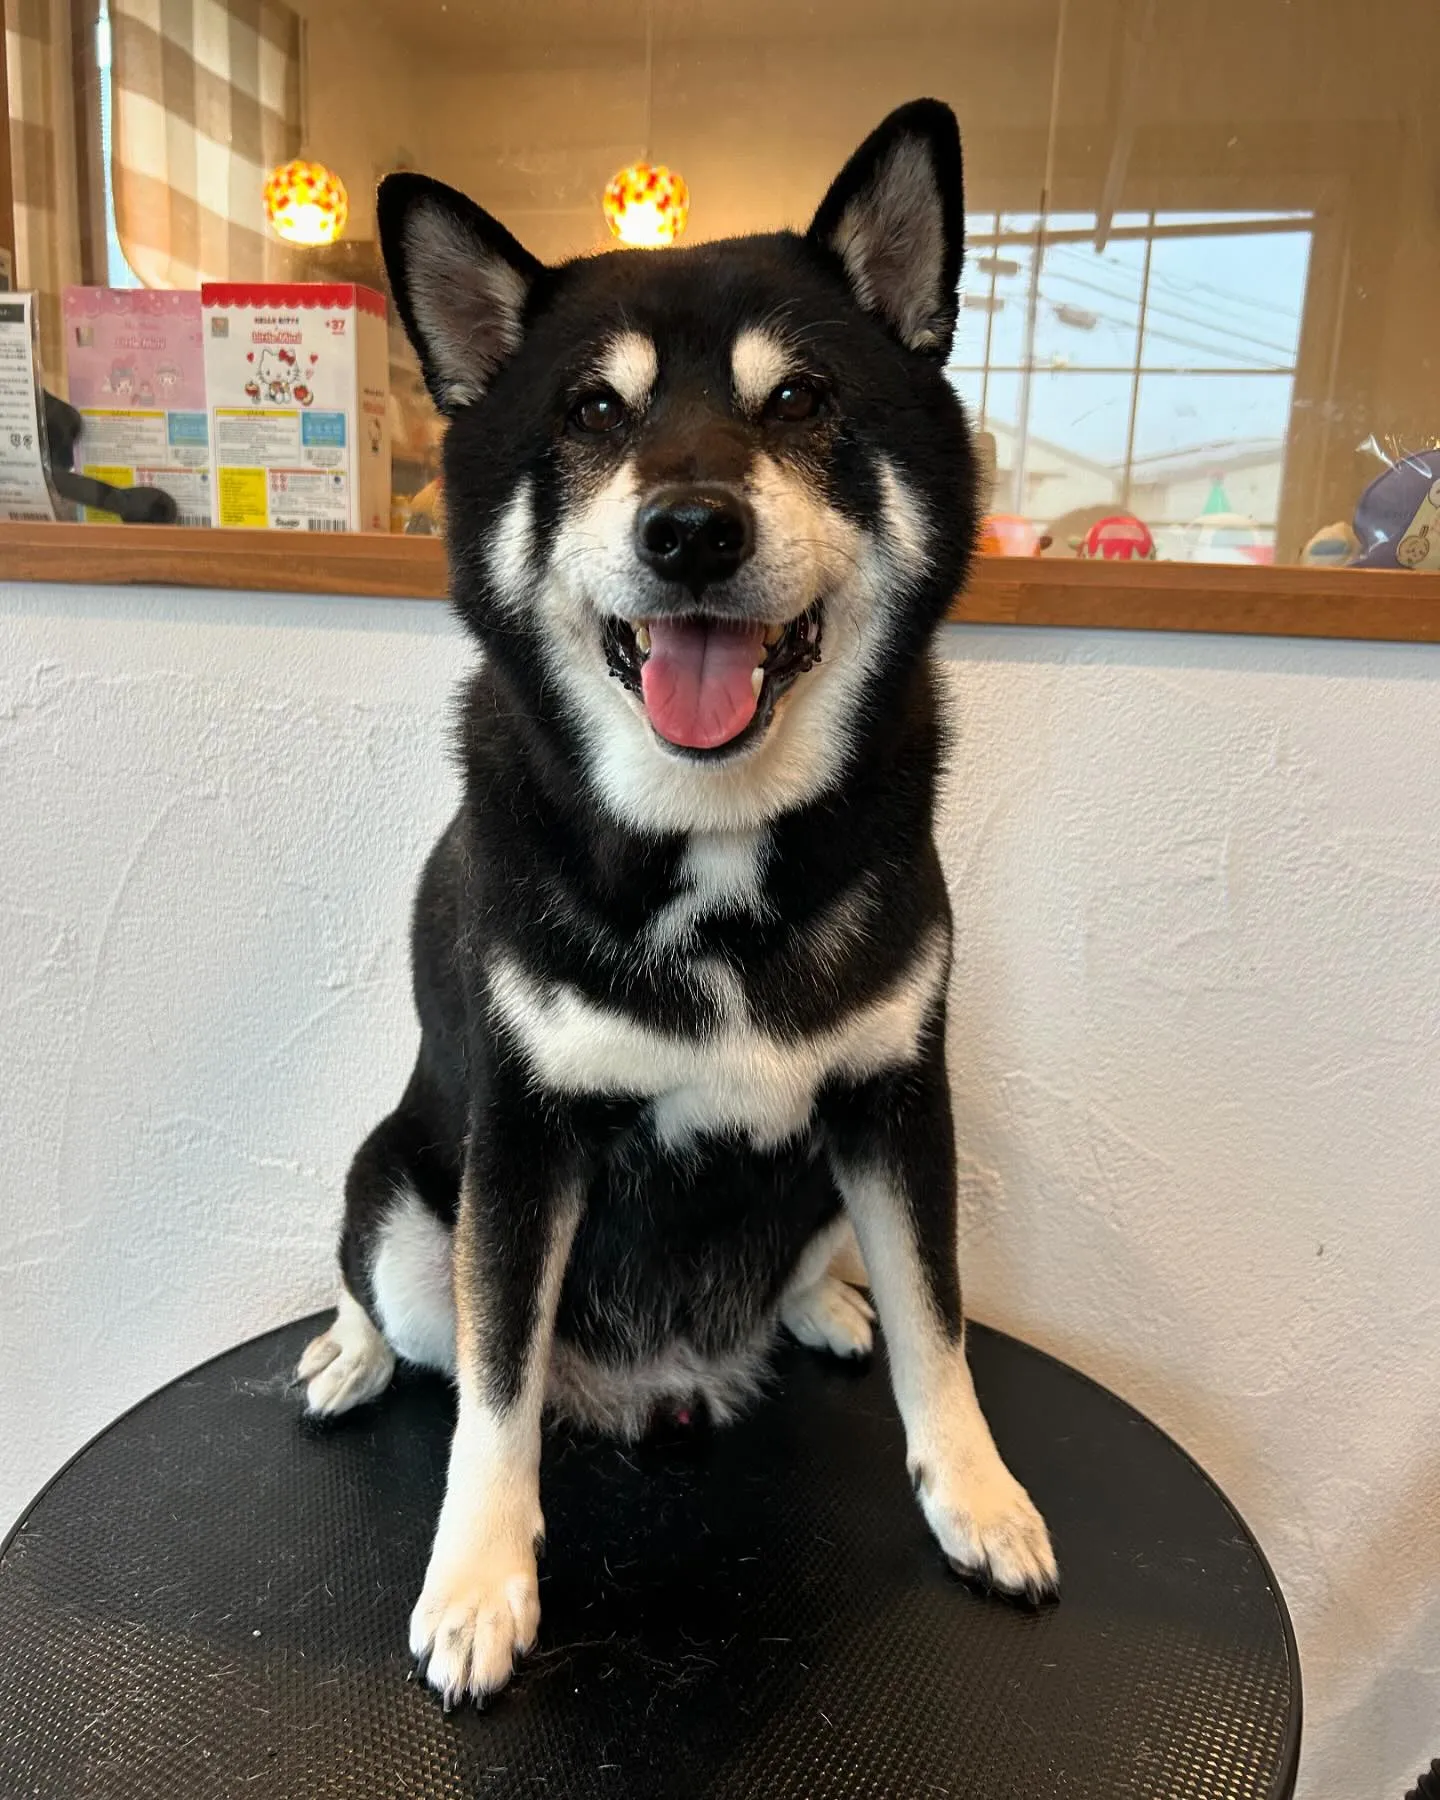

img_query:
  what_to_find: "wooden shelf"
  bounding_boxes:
[947,553,1440,643]
[3,521,1439,643]
[0,521,449,599]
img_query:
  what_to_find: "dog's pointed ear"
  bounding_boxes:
[807,99,964,359]
[377,173,544,414]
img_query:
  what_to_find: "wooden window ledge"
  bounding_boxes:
[3,521,1439,644]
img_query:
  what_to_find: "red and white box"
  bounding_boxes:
[201,283,390,532]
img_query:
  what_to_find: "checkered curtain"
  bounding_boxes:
[110,0,301,289]
[4,0,84,386]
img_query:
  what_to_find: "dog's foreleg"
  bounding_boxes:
[827,1040,1059,1601]
[408,1111,580,1707]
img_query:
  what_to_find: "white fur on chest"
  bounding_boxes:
[489,930,947,1150]
[645,829,770,949]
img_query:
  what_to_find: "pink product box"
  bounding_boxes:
[62,288,212,524]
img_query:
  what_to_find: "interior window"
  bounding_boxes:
[2,0,1434,567]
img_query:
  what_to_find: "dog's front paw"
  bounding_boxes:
[409,1533,541,1707]
[916,1459,1058,1603]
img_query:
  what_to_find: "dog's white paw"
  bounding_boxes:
[781,1274,875,1360]
[916,1458,1058,1603]
[409,1534,541,1707]
[297,1292,395,1416]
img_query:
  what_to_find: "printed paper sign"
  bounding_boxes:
[0,294,56,522]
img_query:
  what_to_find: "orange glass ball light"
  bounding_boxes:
[602,163,689,248]
[264,159,349,247]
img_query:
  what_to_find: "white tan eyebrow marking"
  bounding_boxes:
[597,331,658,409]
[730,326,791,413]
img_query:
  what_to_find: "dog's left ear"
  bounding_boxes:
[807,99,964,360]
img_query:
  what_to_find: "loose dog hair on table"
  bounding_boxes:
[297,98,1059,1709]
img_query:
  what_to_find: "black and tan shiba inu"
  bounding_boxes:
[298,98,1058,1708]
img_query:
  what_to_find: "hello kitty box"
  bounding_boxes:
[62,288,212,523]
[201,283,390,532]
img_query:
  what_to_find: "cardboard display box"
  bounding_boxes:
[202,283,390,532]
[63,288,212,524]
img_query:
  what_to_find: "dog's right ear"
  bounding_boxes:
[377,173,544,414]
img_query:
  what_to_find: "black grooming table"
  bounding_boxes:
[0,1317,1300,1799]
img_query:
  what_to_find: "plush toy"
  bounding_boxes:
[1299,519,1361,567]
[403,476,445,537]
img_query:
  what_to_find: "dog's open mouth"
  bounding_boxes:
[604,604,823,755]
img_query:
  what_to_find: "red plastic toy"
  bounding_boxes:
[1077,514,1156,561]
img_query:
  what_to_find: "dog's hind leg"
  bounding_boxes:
[780,1218,875,1360]
[299,1065,461,1416]
[298,1285,395,1416]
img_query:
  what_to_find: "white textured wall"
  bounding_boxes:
[2,579,1437,1800]
[937,629,1440,1800]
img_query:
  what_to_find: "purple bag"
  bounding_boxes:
[1352,449,1440,570]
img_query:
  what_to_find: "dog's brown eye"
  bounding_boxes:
[571,390,627,435]
[764,377,824,424]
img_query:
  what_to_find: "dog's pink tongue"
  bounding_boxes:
[640,618,766,749]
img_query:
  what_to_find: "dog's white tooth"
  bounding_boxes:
[750,667,764,699]
[635,624,652,654]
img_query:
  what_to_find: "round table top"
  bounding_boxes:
[0,1316,1300,1799]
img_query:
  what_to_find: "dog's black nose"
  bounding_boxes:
[635,485,755,589]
